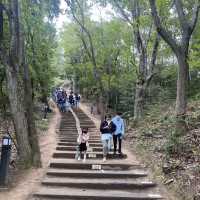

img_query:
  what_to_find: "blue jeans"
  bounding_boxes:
[101,134,112,157]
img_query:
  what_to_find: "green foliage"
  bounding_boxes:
[21,0,60,102]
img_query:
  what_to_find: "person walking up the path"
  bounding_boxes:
[112,112,125,156]
[75,93,81,108]
[65,98,71,112]
[69,91,75,107]
[100,116,115,162]
[56,89,63,111]
[76,128,89,162]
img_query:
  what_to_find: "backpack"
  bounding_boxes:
[109,121,116,133]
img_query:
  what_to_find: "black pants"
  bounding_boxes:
[113,134,122,154]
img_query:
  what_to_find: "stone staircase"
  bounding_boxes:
[31,108,163,200]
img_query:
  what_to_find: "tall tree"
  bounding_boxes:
[65,0,107,119]
[107,0,160,120]
[149,0,200,131]
[0,0,33,167]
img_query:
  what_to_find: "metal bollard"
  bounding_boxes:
[0,136,12,186]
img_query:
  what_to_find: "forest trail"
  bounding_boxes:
[31,107,164,200]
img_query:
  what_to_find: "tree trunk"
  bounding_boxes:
[96,96,100,115]
[175,53,188,133]
[5,65,32,167]
[24,63,41,167]
[73,73,79,94]
[134,80,145,121]
[99,96,106,122]
[96,95,106,121]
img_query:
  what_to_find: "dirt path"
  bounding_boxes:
[0,106,61,200]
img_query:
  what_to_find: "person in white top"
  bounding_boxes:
[75,128,89,162]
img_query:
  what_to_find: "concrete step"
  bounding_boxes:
[80,125,96,129]
[60,122,76,124]
[56,146,102,152]
[58,135,78,137]
[58,133,78,136]
[79,122,95,125]
[34,186,163,200]
[59,129,77,131]
[60,127,77,129]
[59,139,101,143]
[58,136,78,139]
[46,168,148,178]
[58,134,100,138]
[60,124,76,126]
[52,151,127,159]
[59,131,77,134]
[58,136,100,140]
[57,142,102,147]
[42,177,156,190]
[49,159,139,170]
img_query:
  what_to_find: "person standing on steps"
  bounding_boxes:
[90,103,94,115]
[69,91,75,107]
[76,128,89,162]
[111,112,125,156]
[75,93,81,108]
[100,116,115,162]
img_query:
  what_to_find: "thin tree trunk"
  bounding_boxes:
[23,62,41,167]
[175,53,188,133]
[134,81,145,120]
[99,95,106,122]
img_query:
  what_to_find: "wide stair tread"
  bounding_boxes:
[49,158,139,169]
[42,177,157,190]
[34,186,163,200]
[46,168,148,178]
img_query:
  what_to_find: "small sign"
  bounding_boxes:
[88,153,96,158]
[92,164,101,170]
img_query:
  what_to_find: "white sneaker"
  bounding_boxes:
[83,158,86,162]
[103,157,106,162]
[77,156,81,161]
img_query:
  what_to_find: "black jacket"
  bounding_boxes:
[100,121,111,134]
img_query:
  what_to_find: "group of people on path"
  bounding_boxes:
[75,112,125,162]
[52,88,81,112]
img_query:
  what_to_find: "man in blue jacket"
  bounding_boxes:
[111,112,125,156]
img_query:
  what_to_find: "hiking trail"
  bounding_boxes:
[31,108,163,200]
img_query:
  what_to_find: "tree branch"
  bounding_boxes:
[78,32,92,60]
[149,33,160,75]
[114,1,134,27]
[149,0,179,54]
[189,1,200,34]
[174,0,189,31]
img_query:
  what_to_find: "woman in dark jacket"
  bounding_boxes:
[100,116,115,162]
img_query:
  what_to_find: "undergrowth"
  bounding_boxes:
[128,100,200,200]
